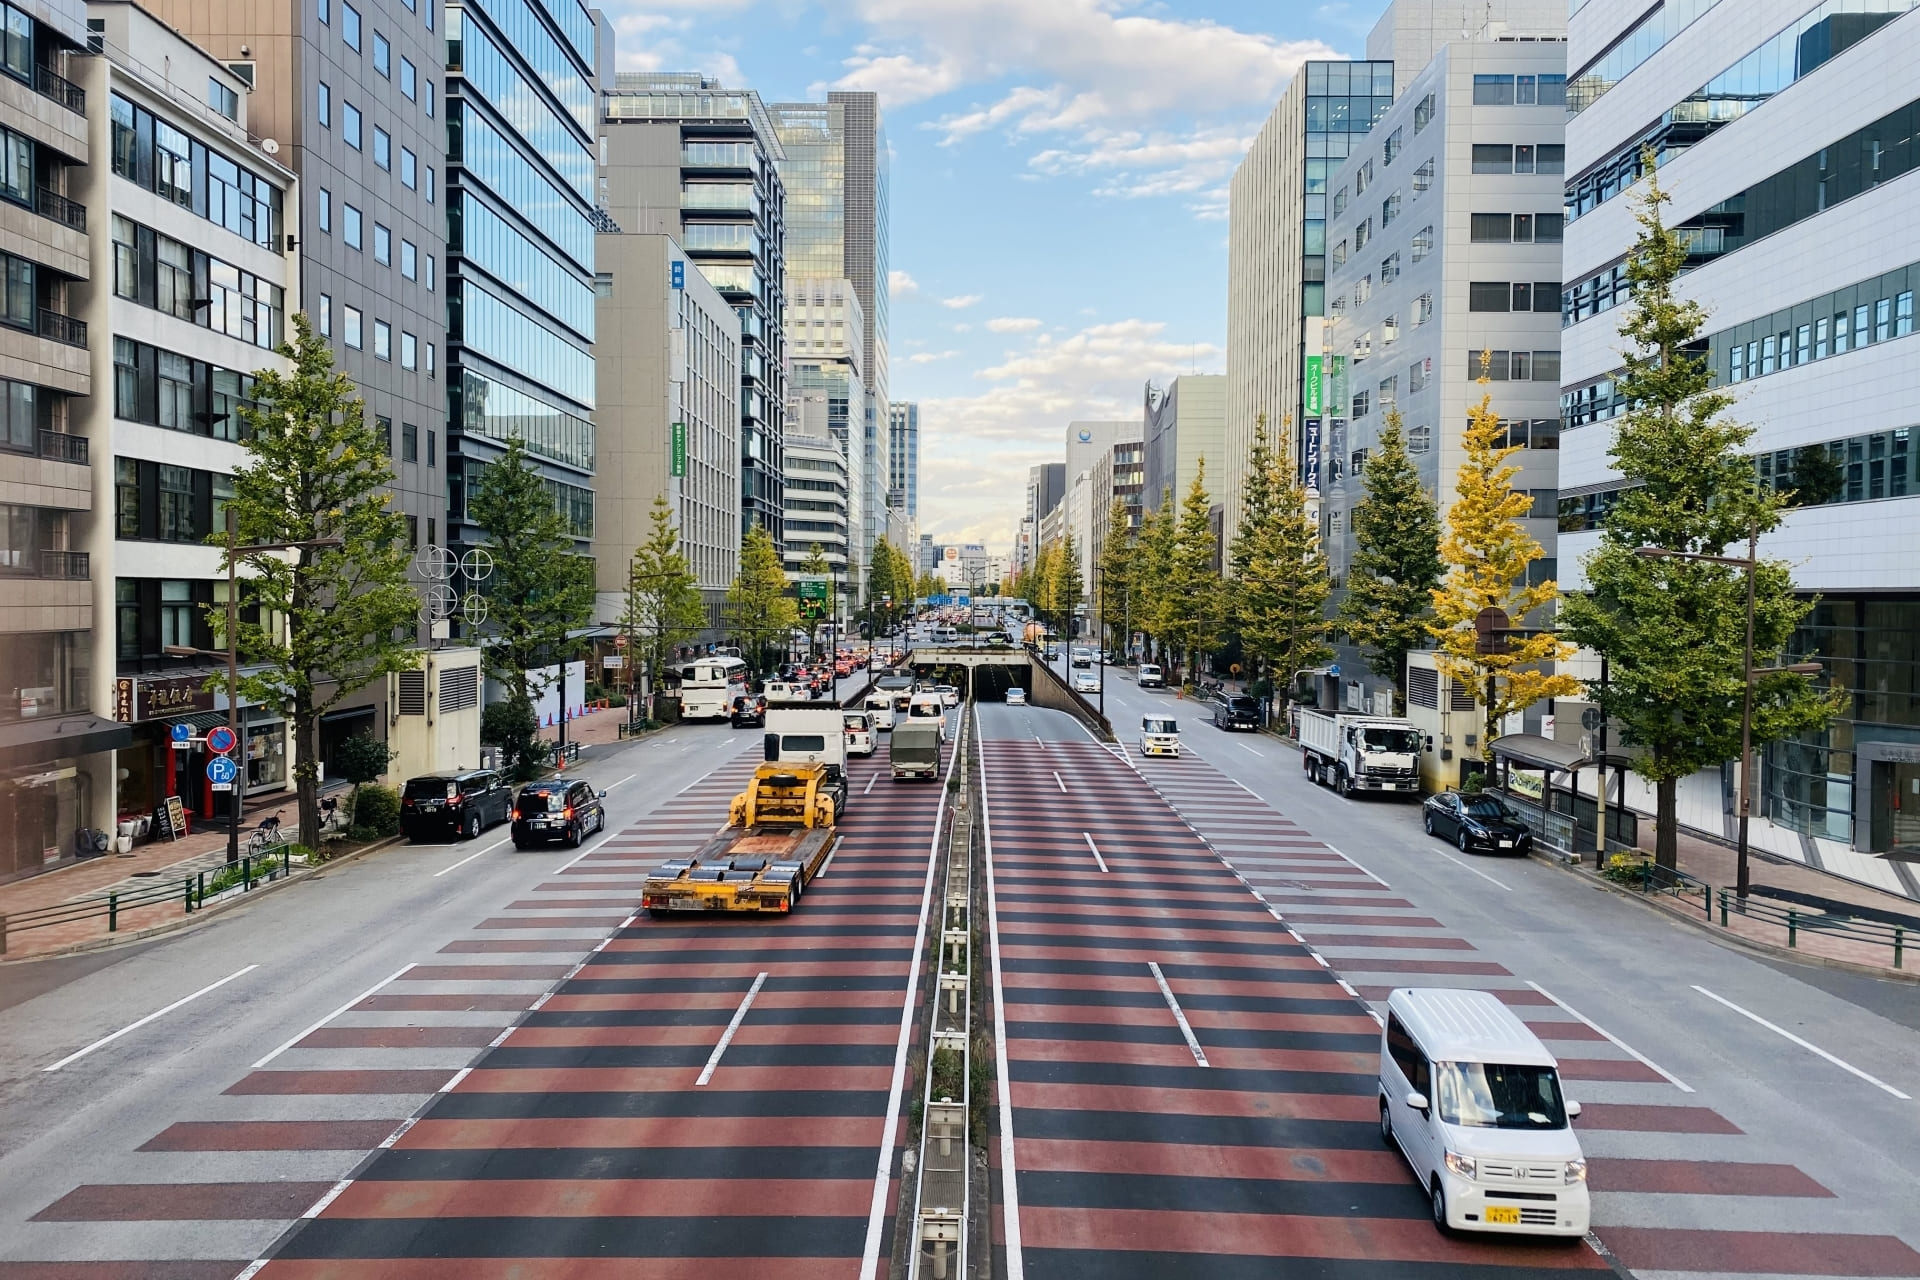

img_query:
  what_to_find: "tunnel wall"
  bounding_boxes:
[1027,650,1115,742]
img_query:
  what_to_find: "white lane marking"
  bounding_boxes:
[1232,779,1261,798]
[433,836,508,876]
[252,964,418,1068]
[859,702,966,1280]
[1239,743,1266,758]
[1691,985,1910,1100]
[301,1179,354,1219]
[814,846,839,882]
[1430,845,1514,891]
[1082,832,1110,873]
[45,965,259,1072]
[864,774,877,795]
[379,1117,419,1148]
[439,1066,472,1093]
[608,773,637,789]
[696,971,768,1086]
[1148,961,1210,1067]
[976,710,1026,1280]
[1053,771,1068,793]
[1525,981,1694,1093]
[551,827,618,875]
[1319,842,1392,890]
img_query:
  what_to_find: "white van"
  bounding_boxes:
[864,693,896,731]
[842,711,876,757]
[1140,716,1180,757]
[908,691,948,740]
[1380,988,1590,1239]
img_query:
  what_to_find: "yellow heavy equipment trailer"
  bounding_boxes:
[641,761,841,916]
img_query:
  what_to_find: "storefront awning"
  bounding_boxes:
[1490,733,1591,772]
[0,713,134,768]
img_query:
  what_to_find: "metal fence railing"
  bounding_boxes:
[1715,889,1908,969]
[0,844,295,955]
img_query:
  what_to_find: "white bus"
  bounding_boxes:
[676,656,749,721]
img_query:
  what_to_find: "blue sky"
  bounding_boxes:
[602,0,1379,548]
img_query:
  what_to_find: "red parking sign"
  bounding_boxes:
[206,725,238,754]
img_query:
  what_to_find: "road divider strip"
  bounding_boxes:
[1526,981,1694,1092]
[45,963,259,1072]
[252,963,418,1068]
[1691,984,1909,1100]
[976,709,1026,1280]
[697,971,767,1086]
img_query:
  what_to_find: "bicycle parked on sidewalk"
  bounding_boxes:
[245,812,284,857]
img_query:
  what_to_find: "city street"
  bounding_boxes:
[1015,661,1920,1276]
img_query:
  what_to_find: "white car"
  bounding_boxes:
[1137,663,1165,689]
[1006,687,1028,706]
[936,684,960,708]
[1071,669,1100,694]
[1140,716,1180,757]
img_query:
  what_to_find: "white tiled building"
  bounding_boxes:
[1558,0,1920,891]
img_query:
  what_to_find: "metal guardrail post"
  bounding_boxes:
[1,913,7,955]
[282,847,291,877]
[1895,927,1904,970]
[1703,882,1712,918]
[108,892,117,933]
[1719,889,1729,927]
[1787,909,1797,949]
[243,856,252,891]
[184,878,193,914]
[197,870,206,907]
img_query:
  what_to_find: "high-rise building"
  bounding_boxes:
[782,276,866,594]
[1224,60,1396,549]
[441,0,601,563]
[1143,375,1227,512]
[888,400,919,521]
[144,0,450,563]
[603,73,789,540]
[1322,23,1568,728]
[1065,419,1138,484]
[780,405,850,632]
[589,232,740,634]
[1559,0,1920,877]
[769,94,888,588]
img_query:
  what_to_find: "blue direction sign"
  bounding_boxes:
[170,722,192,750]
[206,724,238,755]
[207,755,238,791]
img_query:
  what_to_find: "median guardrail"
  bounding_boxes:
[0,844,297,955]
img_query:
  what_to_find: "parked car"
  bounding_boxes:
[1006,687,1028,706]
[511,779,607,849]
[1137,663,1165,689]
[1211,694,1261,731]
[731,694,767,728]
[1422,791,1533,855]
[400,770,512,842]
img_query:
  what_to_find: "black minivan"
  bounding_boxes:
[400,770,513,842]
[511,779,607,849]
[1211,694,1262,731]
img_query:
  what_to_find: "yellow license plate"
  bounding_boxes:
[1485,1206,1521,1225]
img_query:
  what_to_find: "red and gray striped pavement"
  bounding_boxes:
[1123,745,1920,1280]
[981,734,1617,1279]
[10,739,949,1280]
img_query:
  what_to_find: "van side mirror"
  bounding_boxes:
[1404,1091,1430,1113]
[1566,1100,1581,1120]
[597,790,608,800]
[764,733,780,761]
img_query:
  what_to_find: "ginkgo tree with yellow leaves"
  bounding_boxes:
[1430,363,1581,763]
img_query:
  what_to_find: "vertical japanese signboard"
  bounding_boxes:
[670,422,687,477]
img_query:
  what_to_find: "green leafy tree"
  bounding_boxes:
[226,314,418,850]
[1560,158,1841,869]
[1056,532,1085,636]
[331,733,396,833]
[1163,462,1222,682]
[1430,382,1581,758]
[1338,410,1443,711]
[1136,488,1177,665]
[1236,446,1333,722]
[727,522,798,674]
[868,538,914,635]
[625,495,706,720]
[1786,444,1844,508]
[480,695,543,781]
[915,570,943,602]
[469,435,595,711]
[798,542,831,655]
[1096,497,1137,657]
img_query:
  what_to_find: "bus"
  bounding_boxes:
[676,656,749,721]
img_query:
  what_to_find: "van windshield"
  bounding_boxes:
[1434,1061,1567,1130]
[1144,719,1178,735]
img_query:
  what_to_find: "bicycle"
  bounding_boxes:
[245,812,284,857]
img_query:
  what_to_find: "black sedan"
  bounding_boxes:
[1211,694,1262,731]
[512,779,607,849]
[1422,790,1533,855]
[731,694,767,727]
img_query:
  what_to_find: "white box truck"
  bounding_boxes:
[1298,709,1426,798]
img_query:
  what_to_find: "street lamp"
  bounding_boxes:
[167,509,342,864]
[1636,526,1822,901]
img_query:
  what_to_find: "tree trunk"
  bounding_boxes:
[1654,774,1678,871]
[294,710,321,852]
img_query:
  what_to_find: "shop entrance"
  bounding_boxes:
[1870,760,1920,856]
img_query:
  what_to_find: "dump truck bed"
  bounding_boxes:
[641,824,836,915]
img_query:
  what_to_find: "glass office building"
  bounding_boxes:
[889,401,919,521]
[443,0,600,557]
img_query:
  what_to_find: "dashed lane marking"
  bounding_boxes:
[695,971,768,1087]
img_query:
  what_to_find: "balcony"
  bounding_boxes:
[37,429,87,465]
[36,307,85,348]
[33,186,84,232]
[36,549,89,579]
[33,64,84,116]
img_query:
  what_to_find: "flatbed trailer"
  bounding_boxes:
[641,822,835,915]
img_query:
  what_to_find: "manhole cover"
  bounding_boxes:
[130,870,162,878]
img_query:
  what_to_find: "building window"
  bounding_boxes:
[1473,144,1514,174]
[318,81,330,128]
[374,126,390,170]
[400,147,416,188]
[401,240,417,280]
[1355,159,1374,195]
[374,222,390,265]
[342,1,360,50]
[1409,424,1432,453]
[1382,191,1401,225]
[373,31,390,76]
[342,103,361,149]
[1414,293,1433,325]
[400,56,416,100]
[1381,252,1401,283]
[319,188,331,233]
[1332,186,1347,217]
[1409,358,1428,393]
[1354,218,1372,250]
[344,203,362,249]
[424,165,435,202]
[426,430,435,467]
[1352,390,1371,418]
[1413,92,1435,133]
[1474,74,1516,105]
[1411,225,1432,261]
[115,458,139,537]
[1378,375,1398,411]
[318,293,331,336]
[373,319,391,360]
[1383,126,1403,166]
[344,305,362,348]
[402,420,418,461]
[1470,282,1512,311]
[425,342,435,375]
[1413,159,1433,193]
[401,330,417,369]
[160,580,194,651]
[1332,239,1348,268]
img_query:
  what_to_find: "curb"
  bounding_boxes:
[1533,851,1919,987]
[0,833,408,966]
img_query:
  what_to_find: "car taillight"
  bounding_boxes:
[511,809,521,821]
[448,794,463,806]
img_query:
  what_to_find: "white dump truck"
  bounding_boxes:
[1297,708,1426,799]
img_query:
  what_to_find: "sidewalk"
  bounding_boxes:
[538,704,630,752]
[0,790,309,962]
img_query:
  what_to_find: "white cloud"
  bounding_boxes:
[907,349,961,364]
[986,316,1042,333]
[939,294,983,310]
[889,269,922,299]
[914,319,1225,543]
